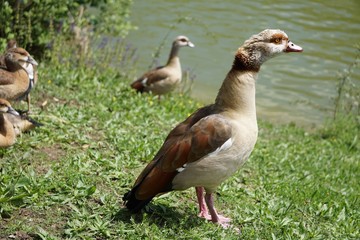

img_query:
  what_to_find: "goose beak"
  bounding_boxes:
[188,41,195,48]
[285,41,303,52]
[7,106,20,116]
[27,56,38,66]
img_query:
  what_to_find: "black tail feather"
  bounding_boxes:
[21,115,44,127]
[25,116,43,127]
[123,190,153,213]
[15,109,44,127]
[130,81,145,93]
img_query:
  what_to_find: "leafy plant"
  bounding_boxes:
[0,0,135,59]
[333,46,360,119]
[0,173,37,219]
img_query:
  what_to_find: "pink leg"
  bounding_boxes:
[195,187,211,220]
[204,192,232,228]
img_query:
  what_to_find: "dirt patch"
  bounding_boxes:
[0,205,67,239]
[30,144,67,175]
[0,231,34,240]
[40,144,66,162]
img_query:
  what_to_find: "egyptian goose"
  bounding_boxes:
[0,39,17,67]
[0,41,37,111]
[123,29,303,229]
[0,47,38,111]
[130,35,194,95]
[0,98,19,147]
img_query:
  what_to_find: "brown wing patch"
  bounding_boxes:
[188,115,232,162]
[132,107,232,200]
[161,139,191,171]
[135,167,176,200]
[0,71,16,85]
[144,67,169,85]
[131,66,168,92]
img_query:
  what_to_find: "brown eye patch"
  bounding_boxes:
[179,38,187,42]
[270,33,288,44]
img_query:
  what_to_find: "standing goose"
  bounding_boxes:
[0,98,19,147]
[0,47,38,111]
[123,29,303,229]
[131,35,194,95]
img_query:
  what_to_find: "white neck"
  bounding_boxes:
[215,69,258,119]
[22,62,34,79]
[166,45,181,68]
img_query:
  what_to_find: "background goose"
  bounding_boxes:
[130,35,194,95]
[0,98,19,147]
[0,47,38,111]
[0,41,38,111]
[123,29,302,229]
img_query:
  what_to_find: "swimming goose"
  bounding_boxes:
[130,35,194,95]
[0,47,38,111]
[0,98,19,147]
[123,29,302,229]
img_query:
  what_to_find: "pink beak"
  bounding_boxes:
[285,41,303,52]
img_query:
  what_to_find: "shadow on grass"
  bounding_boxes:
[113,202,202,229]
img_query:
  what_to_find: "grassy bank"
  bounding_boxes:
[0,63,359,239]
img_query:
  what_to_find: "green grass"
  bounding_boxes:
[0,62,359,239]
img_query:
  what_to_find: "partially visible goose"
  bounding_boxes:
[0,39,17,67]
[4,110,42,136]
[0,98,19,147]
[0,47,38,111]
[131,35,194,95]
[123,29,302,229]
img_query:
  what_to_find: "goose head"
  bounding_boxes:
[5,48,38,77]
[236,29,302,70]
[6,39,17,49]
[173,35,195,48]
[5,48,38,67]
[0,99,19,116]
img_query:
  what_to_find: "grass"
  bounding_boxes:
[0,50,359,239]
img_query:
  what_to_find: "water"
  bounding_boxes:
[126,0,360,126]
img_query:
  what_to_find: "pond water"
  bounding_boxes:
[126,0,360,127]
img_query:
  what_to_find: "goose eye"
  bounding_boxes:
[179,38,187,42]
[274,38,281,44]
